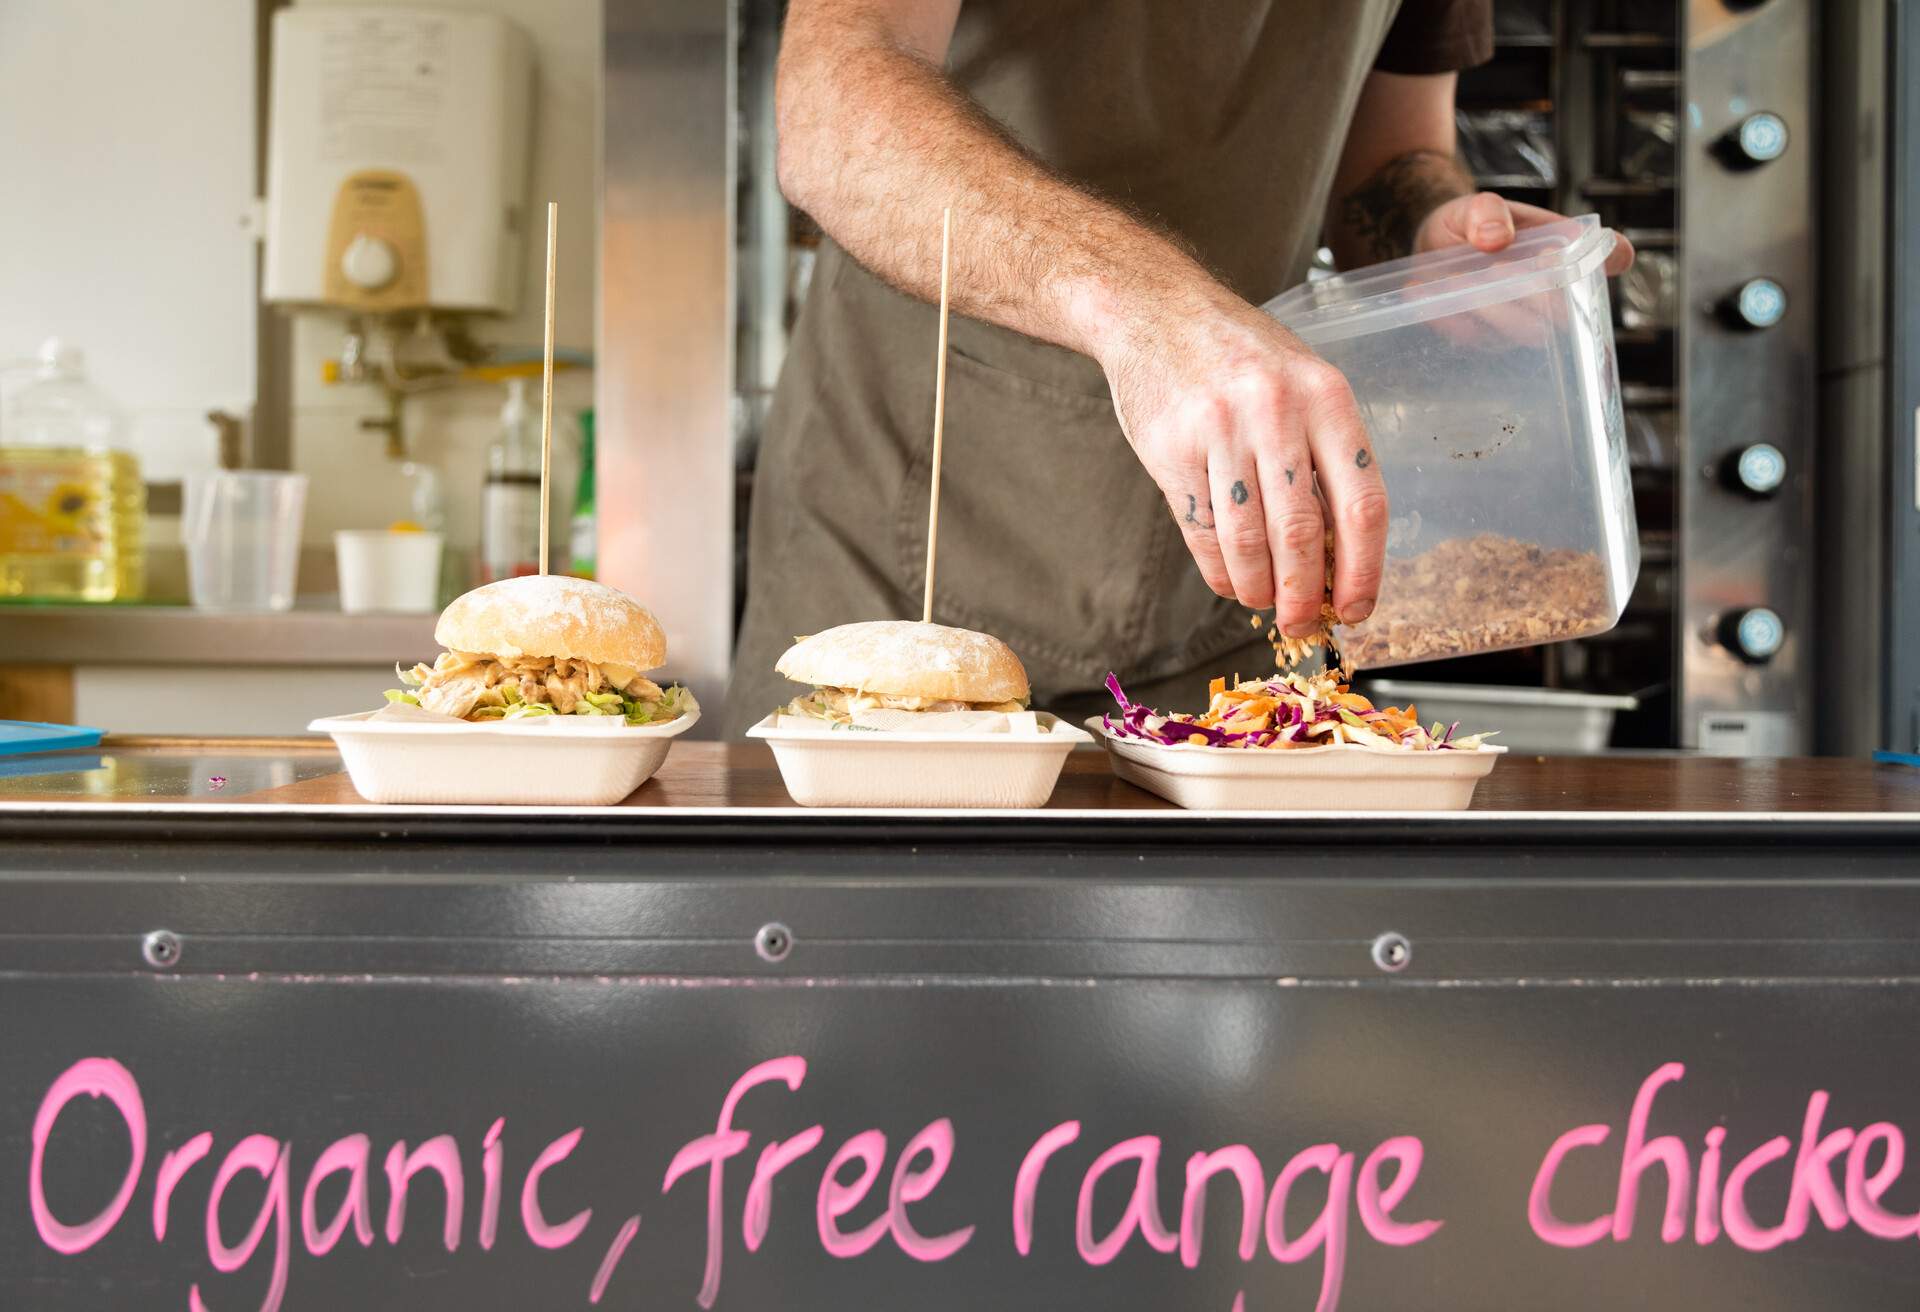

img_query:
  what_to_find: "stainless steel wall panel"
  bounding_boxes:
[600,0,737,727]
[1678,0,1817,752]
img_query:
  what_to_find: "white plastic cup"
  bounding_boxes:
[182,471,308,612]
[334,530,443,614]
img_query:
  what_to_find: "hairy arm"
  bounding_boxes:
[775,0,1213,361]
[776,0,1390,629]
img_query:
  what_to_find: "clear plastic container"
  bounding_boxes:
[1265,215,1639,669]
[1358,680,1638,755]
[183,471,307,611]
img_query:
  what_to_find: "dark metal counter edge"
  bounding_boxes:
[3,807,1920,852]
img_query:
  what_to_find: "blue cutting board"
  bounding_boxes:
[0,720,105,756]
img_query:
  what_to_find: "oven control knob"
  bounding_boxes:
[1721,278,1787,330]
[1718,607,1785,664]
[1721,442,1787,497]
[1719,112,1789,167]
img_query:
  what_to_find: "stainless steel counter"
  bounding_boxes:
[0,604,437,667]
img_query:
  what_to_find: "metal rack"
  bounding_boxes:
[1452,0,1818,754]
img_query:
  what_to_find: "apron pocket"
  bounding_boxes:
[894,346,1175,686]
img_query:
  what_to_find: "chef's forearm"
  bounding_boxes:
[774,4,1227,369]
[1325,149,1473,269]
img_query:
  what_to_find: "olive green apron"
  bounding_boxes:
[726,0,1407,735]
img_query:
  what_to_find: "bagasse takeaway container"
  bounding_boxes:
[1265,214,1639,668]
[1360,679,1638,755]
[747,714,1091,808]
[309,709,698,805]
[1087,718,1505,812]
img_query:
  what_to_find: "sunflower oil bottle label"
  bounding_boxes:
[0,455,112,558]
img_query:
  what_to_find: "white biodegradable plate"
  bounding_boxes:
[747,714,1091,808]
[309,708,700,806]
[1086,718,1505,812]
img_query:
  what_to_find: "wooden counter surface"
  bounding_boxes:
[212,743,1920,814]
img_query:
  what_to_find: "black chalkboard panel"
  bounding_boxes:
[5,813,1920,1309]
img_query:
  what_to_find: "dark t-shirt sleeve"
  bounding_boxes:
[1374,0,1495,75]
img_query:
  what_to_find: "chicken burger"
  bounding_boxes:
[776,620,1028,725]
[389,575,693,724]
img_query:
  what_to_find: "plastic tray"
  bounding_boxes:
[746,714,1091,809]
[1087,719,1504,812]
[1361,680,1637,755]
[308,709,699,806]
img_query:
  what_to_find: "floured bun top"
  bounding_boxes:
[776,620,1029,703]
[435,575,667,671]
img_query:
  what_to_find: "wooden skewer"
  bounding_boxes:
[538,200,559,576]
[921,205,953,625]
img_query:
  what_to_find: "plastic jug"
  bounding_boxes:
[0,339,145,601]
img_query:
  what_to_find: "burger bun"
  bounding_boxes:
[435,575,667,671]
[776,620,1028,704]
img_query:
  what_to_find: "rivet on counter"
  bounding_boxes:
[141,929,182,971]
[1371,931,1412,974]
[755,922,794,964]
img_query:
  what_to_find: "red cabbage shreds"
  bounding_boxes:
[1157,719,1233,746]
[1102,677,1161,742]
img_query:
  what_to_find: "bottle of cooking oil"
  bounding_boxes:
[0,340,144,601]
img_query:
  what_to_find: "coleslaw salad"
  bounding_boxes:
[1102,670,1495,752]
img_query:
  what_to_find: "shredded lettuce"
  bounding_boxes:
[623,683,690,725]
[394,664,425,689]
[391,669,692,726]
[579,691,624,716]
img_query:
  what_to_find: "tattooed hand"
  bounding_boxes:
[1100,285,1388,632]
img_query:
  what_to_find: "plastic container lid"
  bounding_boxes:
[1267,215,1615,346]
[0,720,106,756]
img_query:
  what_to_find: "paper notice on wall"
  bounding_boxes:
[317,12,451,164]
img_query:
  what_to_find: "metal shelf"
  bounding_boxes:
[1584,32,1675,51]
[1583,176,1676,197]
[1620,69,1681,92]
[1620,226,1679,249]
